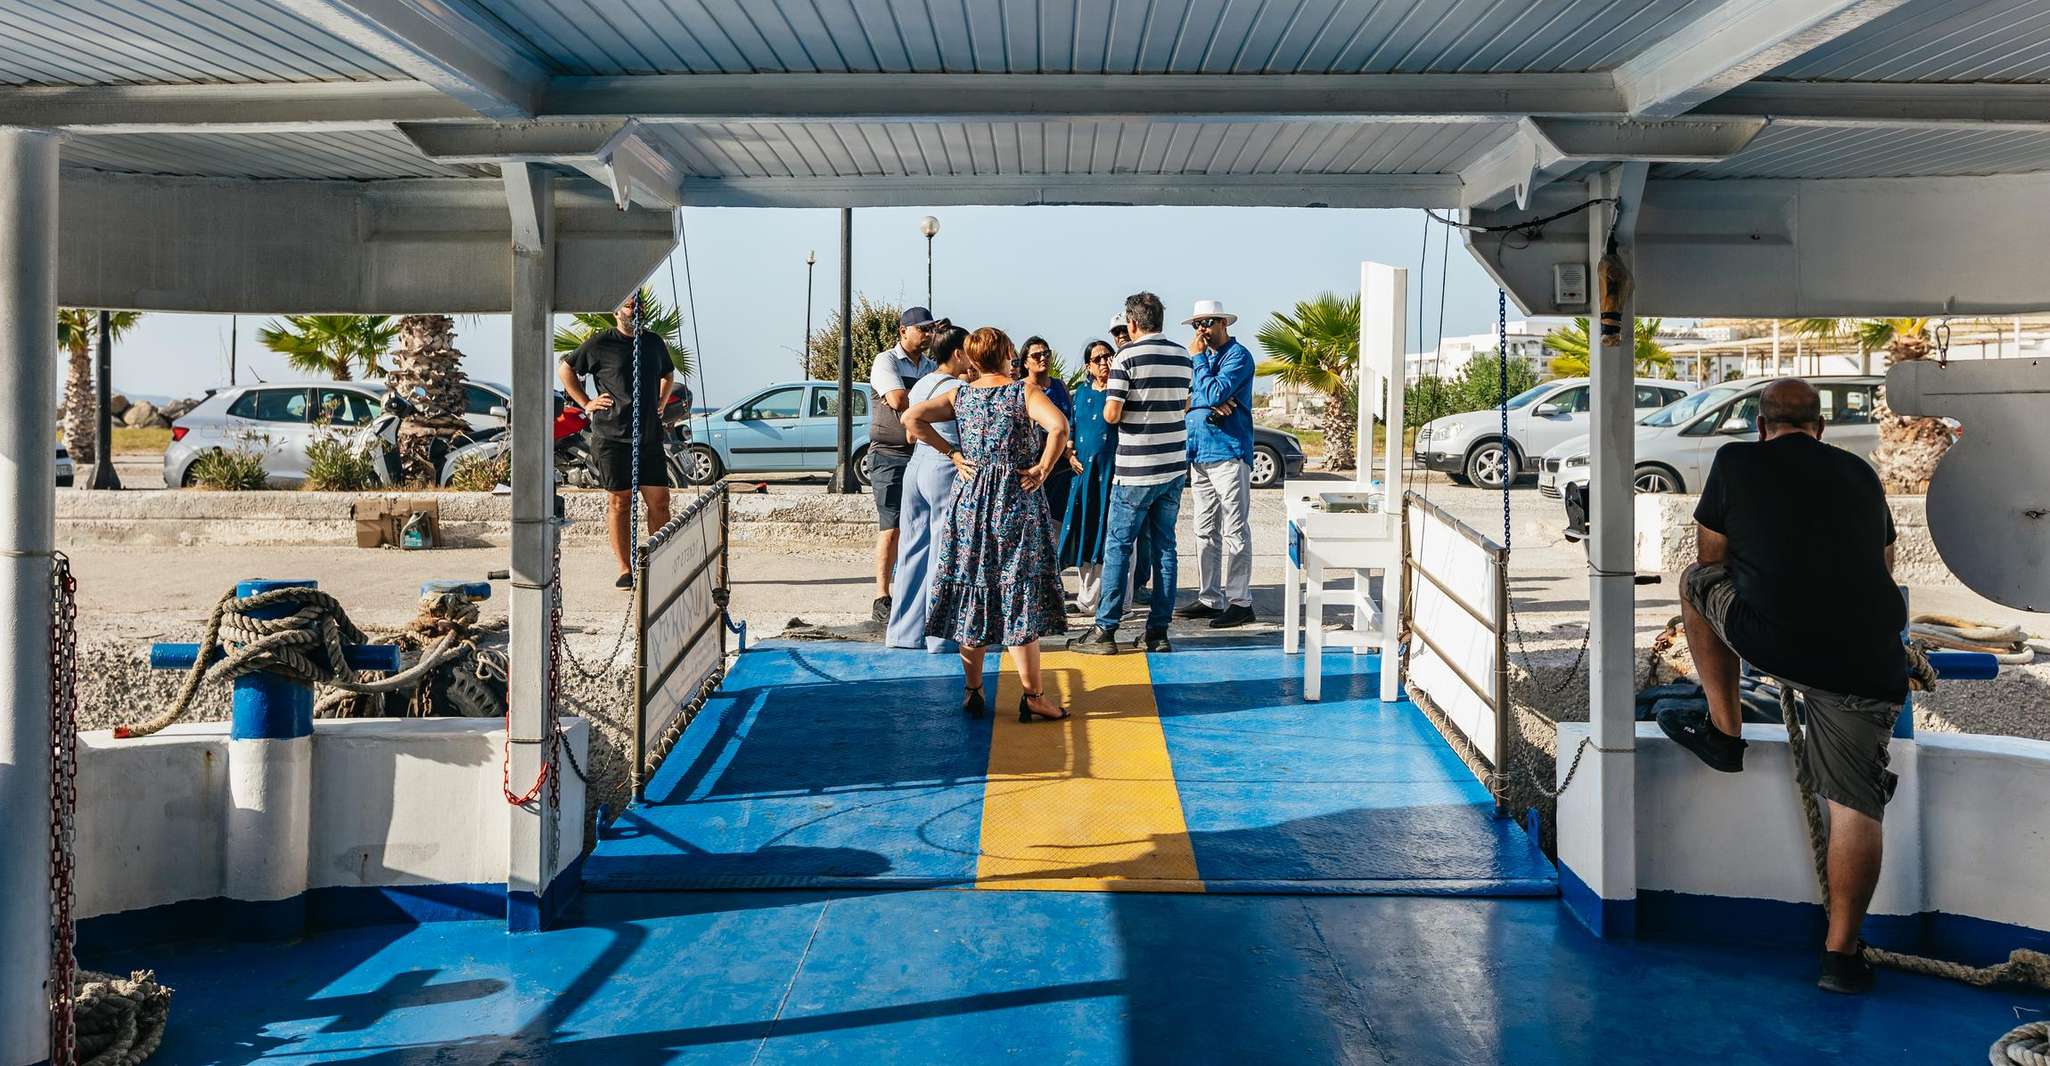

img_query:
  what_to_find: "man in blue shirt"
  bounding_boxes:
[1175,300,1257,629]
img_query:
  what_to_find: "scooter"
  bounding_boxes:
[353,394,505,488]
[439,389,693,489]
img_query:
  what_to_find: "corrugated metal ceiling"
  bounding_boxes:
[1655,123,2050,178]
[639,119,1510,178]
[475,0,1724,76]
[0,0,409,86]
[1767,0,2050,83]
[60,129,495,180]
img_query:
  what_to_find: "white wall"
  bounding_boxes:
[1560,723,2050,935]
[74,718,588,920]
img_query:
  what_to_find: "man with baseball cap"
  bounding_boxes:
[866,307,942,623]
[1108,315,1131,348]
[1176,299,1257,628]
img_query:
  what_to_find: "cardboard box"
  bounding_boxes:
[352,498,442,549]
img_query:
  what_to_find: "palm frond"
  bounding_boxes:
[553,287,695,378]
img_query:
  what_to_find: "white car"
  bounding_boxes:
[164,380,510,488]
[1536,375,1886,499]
[1414,377,1694,489]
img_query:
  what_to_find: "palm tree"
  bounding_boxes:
[1543,317,1672,379]
[554,287,694,378]
[1255,292,1361,470]
[57,308,143,467]
[1793,317,1951,493]
[258,315,401,381]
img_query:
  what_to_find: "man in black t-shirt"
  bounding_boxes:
[1662,378,1907,995]
[558,293,675,588]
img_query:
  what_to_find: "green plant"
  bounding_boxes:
[188,447,270,491]
[1543,317,1673,378]
[258,315,401,381]
[302,434,375,492]
[807,296,905,383]
[1255,292,1361,469]
[1405,353,1544,427]
[446,451,510,492]
[554,287,695,378]
[56,308,143,467]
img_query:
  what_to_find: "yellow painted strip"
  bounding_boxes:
[975,649,1202,892]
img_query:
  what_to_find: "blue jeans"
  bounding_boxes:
[1096,477,1184,633]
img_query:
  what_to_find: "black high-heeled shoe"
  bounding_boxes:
[1017,689,1070,722]
[961,685,986,718]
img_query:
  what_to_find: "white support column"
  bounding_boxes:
[0,127,58,1066]
[1361,261,1407,702]
[1558,165,1643,937]
[504,163,562,932]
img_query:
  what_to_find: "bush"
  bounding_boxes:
[188,447,270,491]
[806,295,905,382]
[446,451,510,492]
[1406,353,1541,425]
[303,436,376,492]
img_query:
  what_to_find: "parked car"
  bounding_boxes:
[55,445,72,486]
[685,381,877,486]
[1414,377,1695,489]
[165,380,510,488]
[1248,426,1306,488]
[1535,375,1887,500]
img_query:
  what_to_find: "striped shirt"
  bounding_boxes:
[1104,335,1193,486]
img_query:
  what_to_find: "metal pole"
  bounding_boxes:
[0,126,59,1066]
[229,314,238,385]
[88,310,122,490]
[832,207,856,494]
[803,253,815,380]
[925,234,933,310]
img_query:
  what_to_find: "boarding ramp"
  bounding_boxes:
[1400,492,1511,808]
[630,483,734,800]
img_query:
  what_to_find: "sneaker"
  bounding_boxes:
[1208,604,1256,629]
[614,573,633,589]
[1069,626,1120,655]
[1143,628,1173,654]
[1817,945,1875,995]
[871,596,892,624]
[1656,706,1747,773]
[1174,601,1222,620]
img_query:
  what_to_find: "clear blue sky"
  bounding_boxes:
[111,206,1502,406]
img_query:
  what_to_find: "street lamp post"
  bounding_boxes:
[803,249,816,379]
[919,215,939,309]
[87,309,122,490]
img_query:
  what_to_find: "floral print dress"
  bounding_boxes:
[925,381,1069,648]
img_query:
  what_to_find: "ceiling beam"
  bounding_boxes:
[266,0,548,120]
[0,81,473,132]
[1460,118,1766,209]
[403,120,682,210]
[543,72,1624,124]
[1695,80,2050,129]
[673,173,1465,210]
[1614,0,1910,118]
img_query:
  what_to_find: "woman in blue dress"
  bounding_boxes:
[1057,339,1127,615]
[905,327,1072,722]
[885,326,972,652]
[1016,336,1075,527]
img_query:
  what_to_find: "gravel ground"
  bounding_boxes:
[61,473,2046,834]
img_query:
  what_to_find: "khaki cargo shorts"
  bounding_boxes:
[1682,563,1903,821]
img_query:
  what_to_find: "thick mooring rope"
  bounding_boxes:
[1777,648,2050,1060]
[71,970,170,1066]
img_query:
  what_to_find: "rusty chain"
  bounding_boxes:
[49,551,79,1066]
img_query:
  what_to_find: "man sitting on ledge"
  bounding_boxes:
[1661,378,1909,996]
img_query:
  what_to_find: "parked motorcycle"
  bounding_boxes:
[352,394,506,488]
[438,389,692,489]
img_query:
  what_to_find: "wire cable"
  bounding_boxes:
[1422,198,1615,235]
[676,212,708,411]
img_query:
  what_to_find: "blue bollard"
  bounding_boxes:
[1925,649,2000,682]
[420,579,492,602]
[149,579,402,741]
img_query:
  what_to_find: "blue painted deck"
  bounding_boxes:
[585,638,1554,894]
[91,889,2044,1063]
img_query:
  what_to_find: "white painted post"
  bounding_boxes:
[1363,262,1407,702]
[0,127,58,1066]
[504,165,563,932]
[1557,167,1642,936]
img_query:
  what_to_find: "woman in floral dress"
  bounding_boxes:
[904,327,1073,722]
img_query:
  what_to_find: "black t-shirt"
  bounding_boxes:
[1693,434,1907,701]
[564,329,672,443]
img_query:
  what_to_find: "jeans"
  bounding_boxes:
[1095,477,1184,633]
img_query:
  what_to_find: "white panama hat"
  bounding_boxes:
[1182,299,1237,327]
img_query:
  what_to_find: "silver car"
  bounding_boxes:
[164,380,510,488]
[1536,375,1886,497]
[1414,377,1695,489]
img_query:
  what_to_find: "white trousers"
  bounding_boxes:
[1072,563,1136,616]
[1190,457,1253,609]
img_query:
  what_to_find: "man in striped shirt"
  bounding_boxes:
[1071,292,1192,655]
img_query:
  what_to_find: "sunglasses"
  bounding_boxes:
[1025,349,1050,360]
[1192,317,1224,329]
[1087,354,1113,364]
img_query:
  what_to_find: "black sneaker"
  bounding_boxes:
[1656,706,1747,773]
[1817,945,1875,995]
[871,596,892,624]
[1143,629,1173,654]
[1208,604,1256,629]
[1069,626,1119,655]
[1174,601,1222,620]
[614,573,633,589]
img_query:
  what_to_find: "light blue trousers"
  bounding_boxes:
[885,449,960,653]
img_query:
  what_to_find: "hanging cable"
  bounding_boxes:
[1422,198,1616,236]
[677,212,709,411]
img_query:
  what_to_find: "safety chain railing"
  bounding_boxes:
[49,551,79,1066]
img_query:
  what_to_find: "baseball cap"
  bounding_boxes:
[1108,316,1129,333]
[900,307,939,329]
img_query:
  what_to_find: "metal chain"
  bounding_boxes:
[48,552,79,1066]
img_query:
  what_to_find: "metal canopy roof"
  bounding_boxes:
[13,0,2050,202]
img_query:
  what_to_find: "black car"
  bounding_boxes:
[1249,427,1307,488]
